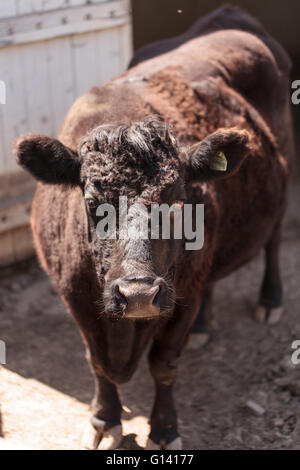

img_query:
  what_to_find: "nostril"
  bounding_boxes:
[152,285,162,307]
[115,284,128,307]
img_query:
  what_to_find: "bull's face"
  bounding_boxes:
[79,118,185,319]
[15,116,250,320]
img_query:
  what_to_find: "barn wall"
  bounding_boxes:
[0,0,132,266]
[131,0,300,58]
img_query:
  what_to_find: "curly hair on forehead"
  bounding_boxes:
[79,115,178,162]
[79,116,181,203]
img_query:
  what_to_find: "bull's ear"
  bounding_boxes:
[14,134,81,185]
[182,128,251,182]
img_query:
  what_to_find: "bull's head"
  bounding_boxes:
[15,117,250,320]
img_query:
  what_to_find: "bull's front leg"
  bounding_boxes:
[147,292,202,449]
[82,372,123,450]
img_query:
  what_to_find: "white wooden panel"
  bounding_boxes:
[0,194,31,233]
[19,41,53,137]
[46,36,75,132]
[34,0,69,11]
[69,0,86,6]
[71,0,108,5]
[17,0,50,16]
[16,0,108,16]
[0,1,130,47]
[71,31,98,97]
[96,27,123,84]
[71,26,128,97]
[0,47,29,173]
[118,22,133,71]
[0,106,6,174]
[0,1,17,19]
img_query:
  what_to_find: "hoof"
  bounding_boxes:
[145,438,161,450]
[186,332,210,350]
[254,305,283,325]
[254,305,267,323]
[164,436,183,450]
[82,418,104,450]
[146,436,182,450]
[122,405,131,416]
[82,418,123,450]
[98,424,123,450]
[267,306,283,325]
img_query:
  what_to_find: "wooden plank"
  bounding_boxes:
[0,172,35,203]
[70,0,108,7]
[0,225,34,267]
[0,47,29,174]
[118,21,133,71]
[0,1,17,19]
[18,1,68,15]
[0,1,130,47]
[71,24,131,97]
[69,0,86,7]
[16,0,44,16]
[97,26,123,83]
[0,103,6,175]
[16,0,108,15]
[46,36,75,133]
[19,41,54,137]
[0,79,6,104]
[71,31,99,97]
[11,225,34,263]
[88,0,109,4]
[0,193,32,234]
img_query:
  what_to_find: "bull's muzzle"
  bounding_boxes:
[113,277,167,318]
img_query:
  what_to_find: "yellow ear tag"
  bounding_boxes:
[210,151,227,172]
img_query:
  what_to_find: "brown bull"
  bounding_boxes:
[14,6,294,449]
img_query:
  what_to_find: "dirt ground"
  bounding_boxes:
[0,169,300,450]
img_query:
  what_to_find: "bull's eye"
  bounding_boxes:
[85,197,98,210]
